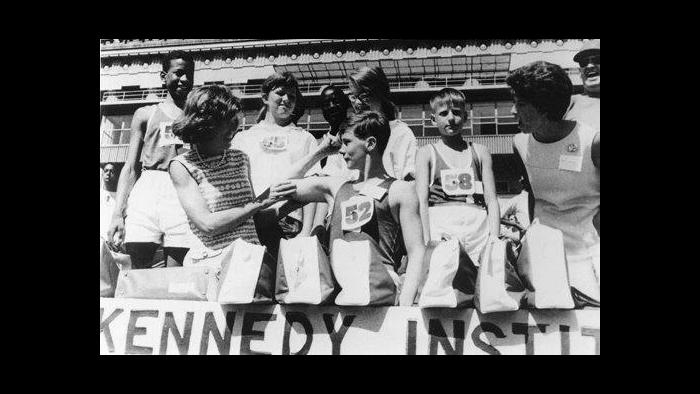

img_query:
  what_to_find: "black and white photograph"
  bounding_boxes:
[99,38,600,355]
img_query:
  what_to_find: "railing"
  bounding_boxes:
[100,134,513,163]
[102,69,580,104]
[416,135,513,154]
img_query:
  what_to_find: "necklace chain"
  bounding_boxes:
[194,146,227,169]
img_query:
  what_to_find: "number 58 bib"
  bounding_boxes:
[441,168,483,196]
[340,195,375,231]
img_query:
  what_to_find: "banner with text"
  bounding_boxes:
[100,297,600,355]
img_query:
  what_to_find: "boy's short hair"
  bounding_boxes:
[506,61,573,121]
[261,71,299,97]
[341,111,390,154]
[172,85,241,144]
[161,50,194,72]
[429,88,468,112]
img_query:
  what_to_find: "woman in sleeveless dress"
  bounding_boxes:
[507,61,600,307]
[168,85,338,268]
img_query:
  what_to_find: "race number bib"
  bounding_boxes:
[341,195,374,231]
[441,168,479,196]
[559,154,583,172]
[158,122,185,147]
[261,135,288,151]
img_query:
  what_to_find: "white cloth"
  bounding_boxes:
[384,120,418,180]
[232,121,321,221]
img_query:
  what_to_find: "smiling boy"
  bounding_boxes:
[107,50,196,269]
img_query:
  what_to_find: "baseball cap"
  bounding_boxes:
[573,39,600,62]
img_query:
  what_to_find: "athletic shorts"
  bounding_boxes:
[428,204,489,266]
[124,170,194,248]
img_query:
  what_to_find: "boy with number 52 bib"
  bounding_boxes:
[414,88,501,265]
[282,111,427,306]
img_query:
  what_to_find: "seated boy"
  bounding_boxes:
[414,88,501,265]
[282,111,427,306]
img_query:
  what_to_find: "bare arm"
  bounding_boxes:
[169,161,295,236]
[312,202,330,229]
[512,144,534,225]
[414,146,433,244]
[106,106,149,247]
[592,132,600,234]
[476,144,501,238]
[273,175,346,219]
[391,181,427,306]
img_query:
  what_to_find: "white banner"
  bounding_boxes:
[100,297,600,355]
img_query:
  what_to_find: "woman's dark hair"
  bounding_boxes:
[349,66,397,121]
[161,50,194,72]
[341,110,391,154]
[506,61,573,121]
[172,85,241,144]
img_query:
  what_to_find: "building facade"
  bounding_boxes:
[100,38,588,196]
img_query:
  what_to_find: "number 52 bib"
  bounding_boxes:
[441,168,483,196]
[340,195,375,231]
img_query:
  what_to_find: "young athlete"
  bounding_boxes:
[282,111,427,306]
[232,72,320,258]
[414,88,501,265]
[168,85,339,266]
[348,66,417,181]
[107,50,195,269]
[507,61,600,306]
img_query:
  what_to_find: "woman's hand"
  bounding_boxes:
[260,181,297,207]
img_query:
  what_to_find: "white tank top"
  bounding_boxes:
[513,122,600,256]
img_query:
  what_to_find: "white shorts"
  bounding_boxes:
[124,170,194,248]
[428,204,490,266]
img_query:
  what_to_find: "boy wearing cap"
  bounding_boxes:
[565,39,600,131]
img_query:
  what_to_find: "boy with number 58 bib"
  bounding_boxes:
[415,88,501,265]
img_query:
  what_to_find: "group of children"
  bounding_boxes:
[104,48,600,307]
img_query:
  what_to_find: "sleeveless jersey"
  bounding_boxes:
[512,122,600,255]
[328,178,406,272]
[170,149,260,250]
[141,103,186,171]
[428,142,486,209]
